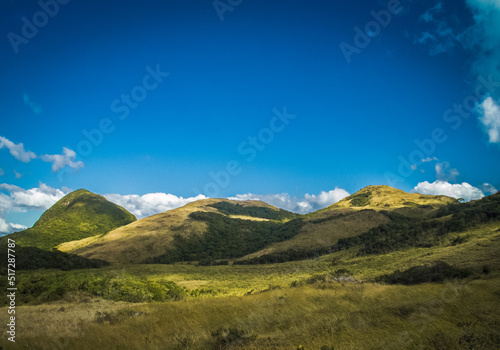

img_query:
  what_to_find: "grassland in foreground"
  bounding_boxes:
[1,221,499,349]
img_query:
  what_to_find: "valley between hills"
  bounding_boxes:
[1,185,499,349]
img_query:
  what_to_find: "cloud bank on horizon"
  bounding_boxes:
[0,181,498,234]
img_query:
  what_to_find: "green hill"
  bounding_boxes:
[315,185,457,213]
[58,199,299,264]
[59,186,458,265]
[3,188,500,350]
[4,189,136,250]
[237,186,459,263]
[238,190,499,265]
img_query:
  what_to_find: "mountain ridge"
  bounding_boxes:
[57,185,460,264]
[58,198,299,264]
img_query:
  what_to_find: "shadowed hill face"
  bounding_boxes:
[5,189,136,250]
[58,199,299,264]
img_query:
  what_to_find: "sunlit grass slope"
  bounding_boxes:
[59,199,298,264]
[6,277,499,349]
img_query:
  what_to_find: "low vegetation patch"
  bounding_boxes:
[209,201,299,221]
[2,271,187,305]
[234,246,334,265]
[349,192,371,206]
[0,245,108,273]
[377,261,473,285]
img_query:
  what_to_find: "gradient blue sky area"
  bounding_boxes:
[1,0,499,229]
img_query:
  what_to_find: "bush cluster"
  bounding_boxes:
[1,272,187,305]
[377,261,473,285]
[0,245,108,273]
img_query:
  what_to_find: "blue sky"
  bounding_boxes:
[1,0,499,232]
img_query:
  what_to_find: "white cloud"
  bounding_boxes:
[413,180,485,202]
[0,182,69,212]
[0,217,27,235]
[0,136,36,163]
[466,0,500,83]
[0,168,4,176]
[478,97,500,143]
[41,147,84,173]
[422,157,438,162]
[14,170,22,179]
[0,183,71,233]
[105,193,208,219]
[435,162,460,181]
[228,188,350,214]
[480,183,498,195]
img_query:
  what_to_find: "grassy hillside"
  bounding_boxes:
[3,215,500,348]
[237,186,458,262]
[2,187,498,349]
[3,189,136,250]
[8,278,499,350]
[319,185,458,211]
[59,199,298,264]
[59,186,461,265]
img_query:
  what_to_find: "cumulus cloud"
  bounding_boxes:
[413,180,484,202]
[41,147,84,173]
[435,162,460,181]
[0,136,36,163]
[0,217,27,235]
[477,97,500,143]
[0,182,69,234]
[228,188,350,214]
[0,182,69,212]
[105,193,207,219]
[480,183,498,195]
[463,1,500,142]
[466,0,500,88]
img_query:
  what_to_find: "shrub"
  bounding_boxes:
[350,193,370,207]
[2,272,187,305]
[208,201,299,221]
[377,261,473,285]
